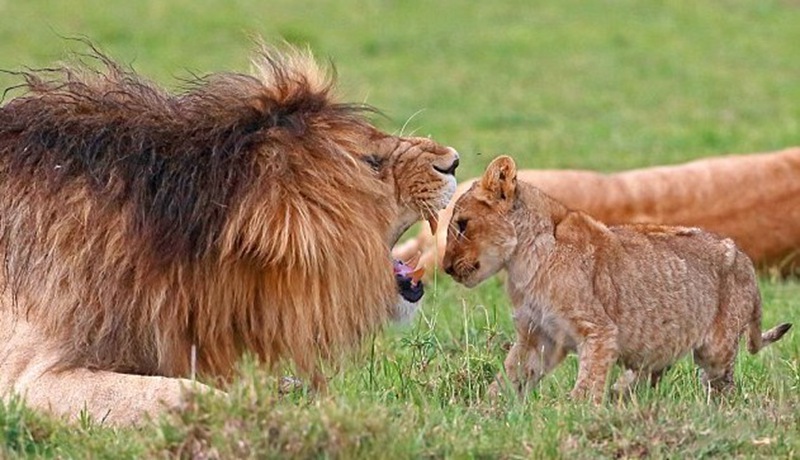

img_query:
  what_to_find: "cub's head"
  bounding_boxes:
[361,134,459,245]
[443,155,519,287]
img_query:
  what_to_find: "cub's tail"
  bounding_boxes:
[748,322,792,354]
[746,289,792,354]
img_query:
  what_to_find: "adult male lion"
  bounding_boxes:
[395,147,800,277]
[0,45,459,425]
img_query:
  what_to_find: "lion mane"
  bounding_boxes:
[0,45,417,391]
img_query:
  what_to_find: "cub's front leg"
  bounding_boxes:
[571,325,619,403]
[610,367,670,399]
[488,328,568,399]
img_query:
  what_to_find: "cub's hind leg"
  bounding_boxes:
[693,344,737,394]
[692,299,741,393]
[693,252,761,394]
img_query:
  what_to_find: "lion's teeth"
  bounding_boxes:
[427,215,438,236]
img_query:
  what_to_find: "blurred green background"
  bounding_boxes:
[1,1,798,457]
[2,0,797,179]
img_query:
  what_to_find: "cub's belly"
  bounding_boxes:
[616,318,708,371]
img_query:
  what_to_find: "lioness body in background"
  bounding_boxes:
[443,156,791,402]
[396,147,800,277]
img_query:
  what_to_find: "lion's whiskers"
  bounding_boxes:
[397,108,426,137]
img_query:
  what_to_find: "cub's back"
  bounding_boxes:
[611,223,741,276]
[592,224,753,368]
[594,223,749,326]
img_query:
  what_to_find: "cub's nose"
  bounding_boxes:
[443,261,455,276]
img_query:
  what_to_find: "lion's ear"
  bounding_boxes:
[479,155,518,209]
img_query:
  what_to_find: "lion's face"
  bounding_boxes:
[442,156,520,288]
[365,135,459,245]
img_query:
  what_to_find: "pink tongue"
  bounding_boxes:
[393,259,425,285]
[393,259,414,276]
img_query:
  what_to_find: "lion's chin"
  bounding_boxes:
[390,296,420,324]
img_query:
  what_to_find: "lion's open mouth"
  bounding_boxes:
[393,258,425,303]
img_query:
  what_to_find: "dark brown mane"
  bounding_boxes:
[0,45,400,380]
[0,49,373,264]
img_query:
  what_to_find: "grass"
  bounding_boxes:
[1,0,799,457]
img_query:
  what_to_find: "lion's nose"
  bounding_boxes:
[443,261,455,276]
[434,156,459,176]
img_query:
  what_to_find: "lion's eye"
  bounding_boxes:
[362,154,385,172]
[456,218,468,236]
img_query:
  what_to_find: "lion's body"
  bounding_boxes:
[442,156,791,402]
[0,46,458,424]
[395,147,800,277]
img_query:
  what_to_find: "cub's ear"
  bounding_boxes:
[479,155,518,208]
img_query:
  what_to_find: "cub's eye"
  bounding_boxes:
[456,218,468,236]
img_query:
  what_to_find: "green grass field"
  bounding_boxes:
[1,0,799,458]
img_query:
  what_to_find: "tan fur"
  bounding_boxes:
[395,147,800,277]
[442,155,791,402]
[0,44,459,424]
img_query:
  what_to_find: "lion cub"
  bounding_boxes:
[443,155,792,402]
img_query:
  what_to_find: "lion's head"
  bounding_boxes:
[362,135,459,244]
[443,156,522,288]
[0,44,457,385]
